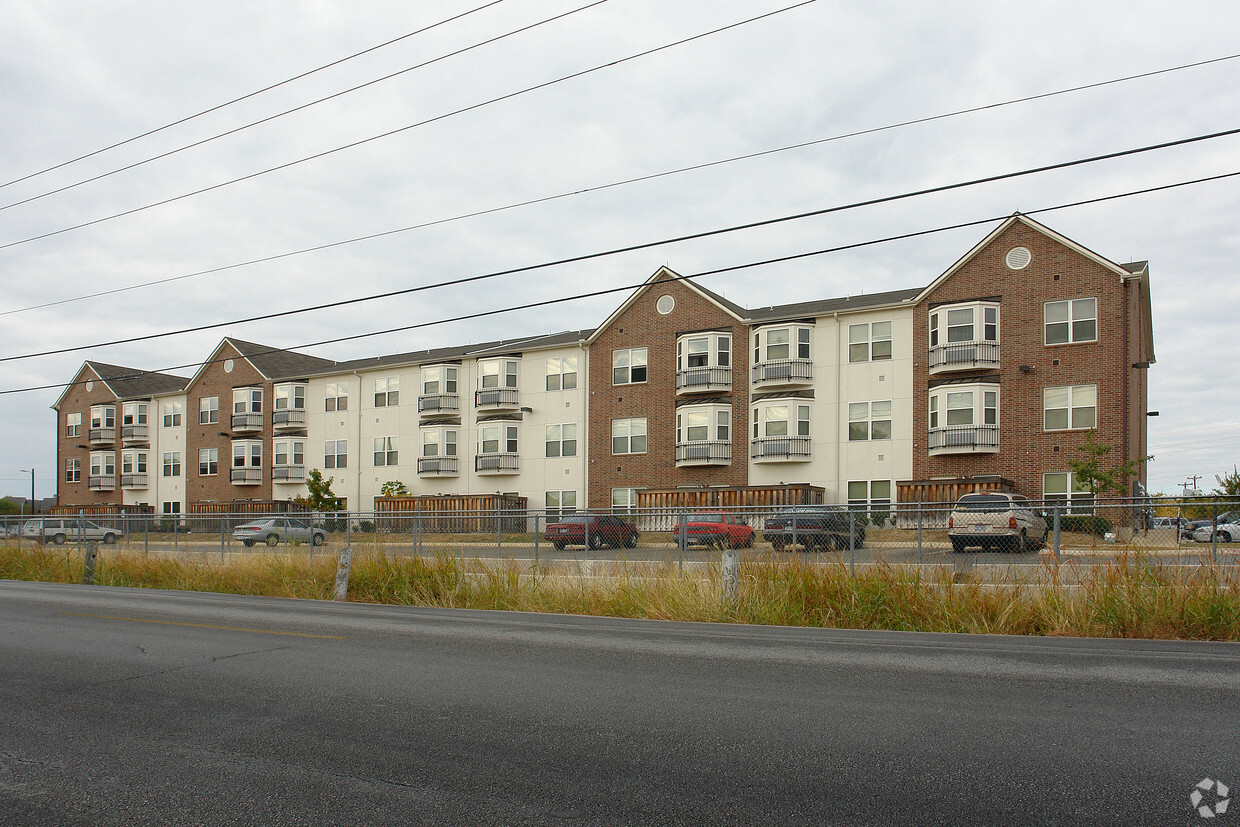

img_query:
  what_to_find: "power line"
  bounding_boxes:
[0,0,609,213]
[3,168,1237,398]
[0,0,508,191]
[2,126,1237,364]
[6,51,1238,318]
[0,0,814,252]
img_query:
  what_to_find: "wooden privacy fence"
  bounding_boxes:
[374,494,529,534]
[636,484,825,532]
[187,501,311,534]
[49,503,155,532]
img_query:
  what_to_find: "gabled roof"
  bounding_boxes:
[746,287,922,325]
[51,361,189,410]
[587,267,746,344]
[184,338,336,388]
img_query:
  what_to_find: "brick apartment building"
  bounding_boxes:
[51,214,1153,515]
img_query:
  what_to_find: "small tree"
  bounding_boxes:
[1068,429,1150,499]
[380,480,409,498]
[1214,466,1240,499]
[302,469,343,511]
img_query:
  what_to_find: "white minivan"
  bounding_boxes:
[947,492,1048,553]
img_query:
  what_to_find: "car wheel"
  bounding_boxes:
[1017,530,1029,553]
[102,533,116,545]
[312,533,325,546]
[771,539,785,552]
[51,533,66,545]
[950,537,966,553]
[265,534,279,547]
[242,540,255,548]
[552,541,566,551]
[623,536,637,549]
[588,533,603,551]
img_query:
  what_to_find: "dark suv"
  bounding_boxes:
[544,514,639,550]
[763,506,865,551]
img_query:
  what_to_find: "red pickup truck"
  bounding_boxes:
[671,513,754,549]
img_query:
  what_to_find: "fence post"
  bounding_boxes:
[721,547,739,602]
[848,511,856,576]
[334,547,352,601]
[1052,505,1062,564]
[144,518,149,556]
[83,541,98,585]
[916,502,923,565]
[533,512,540,576]
[220,516,226,563]
[1211,497,1219,566]
[678,509,686,574]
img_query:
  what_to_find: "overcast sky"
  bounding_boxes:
[2,0,1238,501]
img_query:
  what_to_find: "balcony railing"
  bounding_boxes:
[474,388,519,409]
[675,440,732,466]
[232,413,264,431]
[419,393,461,414]
[418,456,460,475]
[475,452,520,474]
[750,436,812,461]
[676,366,732,394]
[928,341,1000,373]
[89,475,116,491]
[230,467,263,485]
[121,425,149,443]
[120,473,148,489]
[89,427,117,445]
[272,409,307,428]
[271,464,305,482]
[751,359,813,386]
[927,425,1000,454]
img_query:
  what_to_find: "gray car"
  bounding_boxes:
[232,518,326,547]
[22,518,124,545]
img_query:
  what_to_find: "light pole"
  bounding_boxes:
[19,468,34,515]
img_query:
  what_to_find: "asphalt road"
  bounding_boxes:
[1,581,1237,825]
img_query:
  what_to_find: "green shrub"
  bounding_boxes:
[1057,515,1112,536]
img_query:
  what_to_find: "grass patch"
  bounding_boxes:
[2,544,1238,640]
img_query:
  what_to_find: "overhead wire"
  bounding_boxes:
[5,50,1238,318]
[0,0,815,252]
[2,166,1237,397]
[2,125,1238,364]
[0,0,509,191]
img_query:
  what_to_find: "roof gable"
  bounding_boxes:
[586,267,745,344]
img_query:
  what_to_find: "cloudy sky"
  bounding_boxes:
[2,0,1238,501]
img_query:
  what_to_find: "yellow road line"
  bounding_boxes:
[61,612,345,639]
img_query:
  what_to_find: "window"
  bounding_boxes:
[374,377,399,407]
[1045,298,1097,344]
[325,382,349,412]
[373,436,398,466]
[122,402,148,427]
[848,401,892,440]
[1044,472,1094,513]
[612,348,648,384]
[233,442,262,469]
[545,423,578,457]
[274,440,304,467]
[162,451,181,477]
[232,389,261,415]
[65,412,81,437]
[1043,384,1096,430]
[122,451,147,475]
[848,480,893,523]
[480,424,518,454]
[274,384,305,411]
[947,392,973,425]
[199,448,218,476]
[611,487,640,514]
[479,359,518,390]
[848,321,892,362]
[545,490,577,521]
[91,406,116,429]
[162,502,181,516]
[677,333,730,370]
[421,430,457,457]
[611,418,647,454]
[162,401,182,427]
[66,457,81,482]
[676,406,730,443]
[422,366,458,396]
[545,357,578,391]
[90,452,115,478]
[199,396,219,424]
[324,439,348,469]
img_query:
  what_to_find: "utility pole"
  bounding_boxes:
[1182,475,1202,497]
[20,468,34,515]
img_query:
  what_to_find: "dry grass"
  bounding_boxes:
[2,544,1238,640]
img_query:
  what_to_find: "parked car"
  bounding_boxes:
[1192,518,1240,544]
[231,518,326,547]
[1151,516,1195,539]
[763,506,865,551]
[544,514,638,550]
[3,522,25,539]
[947,492,1047,553]
[671,512,755,549]
[22,518,124,545]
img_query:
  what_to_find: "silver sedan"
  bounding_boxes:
[231,518,326,547]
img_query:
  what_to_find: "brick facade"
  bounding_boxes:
[56,365,122,508]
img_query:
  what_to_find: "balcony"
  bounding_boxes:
[928,425,1000,455]
[89,427,116,446]
[418,456,460,476]
[271,465,305,483]
[475,453,520,474]
[231,413,263,432]
[751,359,813,388]
[419,393,461,416]
[750,436,812,462]
[675,441,731,467]
[230,468,263,485]
[121,425,149,444]
[676,366,732,395]
[928,341,1000,374]
[271,409,307,430]
[89,475,116,491]
[474,388,520,411]
[120,473,148,489]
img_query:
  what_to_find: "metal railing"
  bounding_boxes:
[751,359,813,384]
[750,436,811,460]
[927,425,999,452]
[928,341,1000,372]
[675,366,732,392]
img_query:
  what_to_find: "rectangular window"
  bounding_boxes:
[1043,385,1097,430]
[611,417,647,454]
[325,382,349,412]
[765,405,788,437]
[479,359,518,390]
[1044,298,1097,344]
[161,402,182,427]
[421,430,457,457]
[611,487,639,514]
[374,377,399,407]
[848,401,892,440]
[163,502,181,516]
[199,396,219,424]
[545,490,577,521]
[122,452,147,474]
[373,436,398,466]
[1044,472,1095,513]
[274,440,303,466]
[421,367,458,396]
[162,451,181,477]
[480,424,518,454]
[274,384,305,411]
[66,457,81,482]
[929,396,938,429]
[232,389,261,415]
[797,404,811,437]
[66,412,81,437]
[545,423,578,457]
[946,391,974,426]
[848,321,892,362]
[122,402,148,426]
[324,439,348,469]
[199,448,218,476]
[545,357,578,391]
[612,348,648,384]
[90,406,116,429]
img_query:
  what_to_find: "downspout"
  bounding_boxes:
[1121,280,1130,482]
[353,371,364,512]
[834,311,843,504]
[581,338,590,510]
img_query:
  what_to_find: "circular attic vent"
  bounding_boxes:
[1005,246,1032,270]
[656,295,675,315]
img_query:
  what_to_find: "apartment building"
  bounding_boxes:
[52,214,1153,514]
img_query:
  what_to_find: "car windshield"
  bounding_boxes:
[957,495,1010,512]
[557,516,590,525]
[689,514,723,522]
